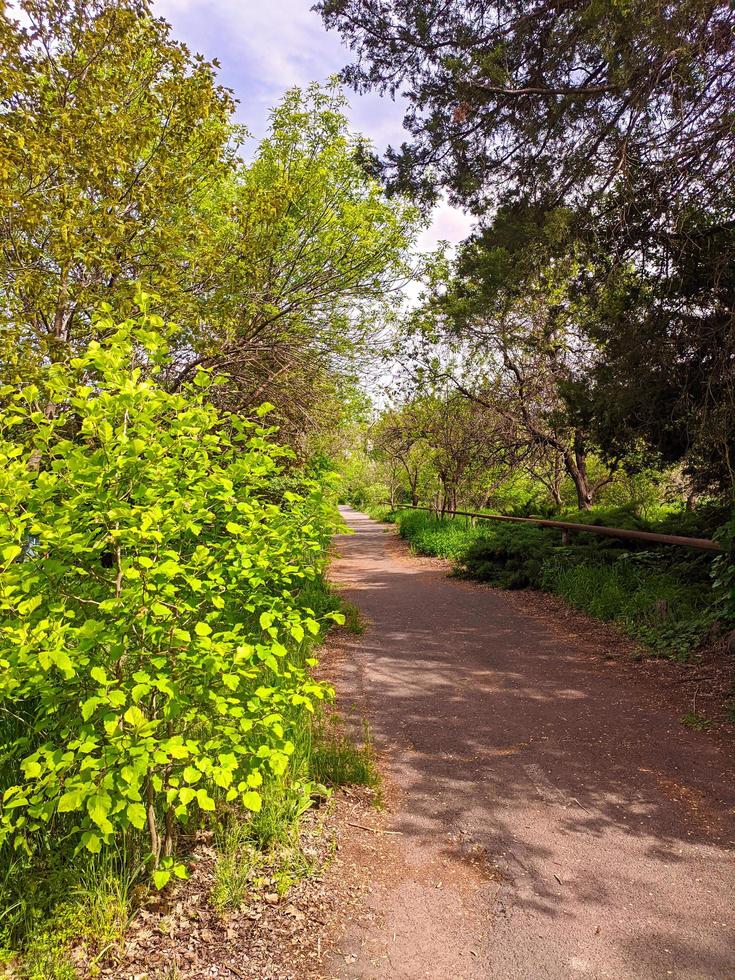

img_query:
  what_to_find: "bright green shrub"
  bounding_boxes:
[396,510,489,559]
[0,304,341,881]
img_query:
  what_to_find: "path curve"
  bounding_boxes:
[326,507,735,980]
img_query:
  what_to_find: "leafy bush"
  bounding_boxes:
[0,305,341,886]
[458,525,556,588]
[540,554,715,657]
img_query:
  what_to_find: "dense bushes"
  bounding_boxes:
[459,525,556,589]
[0,307,342,921]
[393,510,726,657]
[395,509,490,559]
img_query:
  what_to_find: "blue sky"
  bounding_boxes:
[153,0,473,251]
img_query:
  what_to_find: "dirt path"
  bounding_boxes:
[324,507,735,980]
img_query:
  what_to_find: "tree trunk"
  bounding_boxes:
[562,434,594,510]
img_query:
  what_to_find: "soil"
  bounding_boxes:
[320,506,735,980]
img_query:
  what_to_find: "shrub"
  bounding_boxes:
[540,554,715,657]
[458,525,556,588]
[396,510,489,559]
[0,303,341,884]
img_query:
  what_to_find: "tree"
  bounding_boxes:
[0,0,237,376]
[318,0,735,495]
[318,0,734,218]
[371,405,431,506]
[1,3,419,443]
[168,83,420,439]
[403,253,616,510]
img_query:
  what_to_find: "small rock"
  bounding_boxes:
[264,893,280,905]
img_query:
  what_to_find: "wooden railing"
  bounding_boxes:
[394,504,723,553]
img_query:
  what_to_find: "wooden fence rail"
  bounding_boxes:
[393,504,723,553]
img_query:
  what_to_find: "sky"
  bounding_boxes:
[152,0,474,253]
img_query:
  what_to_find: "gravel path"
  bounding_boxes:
[325,507,735,980]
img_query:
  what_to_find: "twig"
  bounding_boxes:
[571,797,591,813]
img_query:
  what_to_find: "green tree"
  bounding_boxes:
[0,0,238,378]
[174,83,420,438]
[318,0,735,495]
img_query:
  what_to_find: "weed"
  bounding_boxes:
[680,711,713,732]
[211,820,257,912]
[339,600,367,634]
[308,718,381,794]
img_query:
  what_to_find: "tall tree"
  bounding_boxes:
[318,0,735,494]
[171,84,419,438]
[0,0,237,374]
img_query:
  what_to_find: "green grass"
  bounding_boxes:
[540,554,715,658]
[396,509,491,559]
[0,847,137,980]
[211,711,381,912]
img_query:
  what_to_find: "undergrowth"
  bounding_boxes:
[393,509,727,660]
[2,570,376,978]
[211,711,381,913]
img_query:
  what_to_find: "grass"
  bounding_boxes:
[540,554,715,658]
[0,848,136,980]
[211,711,381,913]
[396,509,491,559]
[393,508,723,659]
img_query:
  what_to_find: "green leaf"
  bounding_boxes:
[212,766,232,788]
[90,666,108,685]
[58,788,84,813]
[123,705,146,728]
[242,790,262,813]
[153,869,171,890]
[81,697,101,721]
[1,544,22,563]
[259,611,273,630]
[196,789,215,811]
[18,594,42,615]
[83,832,102,854]
[87,791,112,830]
[21,759,42,779]
[127,802,147,830]
[194,622,211,637]
[183,766,202,785]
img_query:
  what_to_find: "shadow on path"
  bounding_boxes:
[327,507,735,980]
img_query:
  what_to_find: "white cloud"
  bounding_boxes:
[154,0,407,146]
[153,0,473,250]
